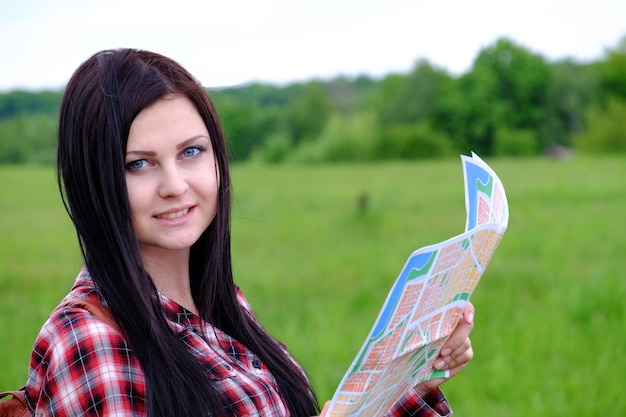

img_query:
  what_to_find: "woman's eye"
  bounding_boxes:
[182,146,203,158]
[126,159,148,171]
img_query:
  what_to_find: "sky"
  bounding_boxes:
[1,0,625,91]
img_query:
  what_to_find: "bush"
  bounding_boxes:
[249,130,292,164]
[289,112,379,163]
[574,98,626,153]
[493,127,540,156]
[0,114,57,164]
[375,121,457,160]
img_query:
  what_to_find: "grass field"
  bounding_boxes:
[1,155,625,416]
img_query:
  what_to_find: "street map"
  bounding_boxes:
[327,153,509,417]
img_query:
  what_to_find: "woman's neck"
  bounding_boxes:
[140,246,199,315]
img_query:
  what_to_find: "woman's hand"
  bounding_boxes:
[413,301,475,397]
[315,303,475,415]
[314,401,330,417]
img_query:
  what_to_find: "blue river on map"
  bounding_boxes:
[463,160,490,231]
[369,159,490,340]
[371,251,435,339]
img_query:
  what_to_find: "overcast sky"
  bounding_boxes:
[1,0,625,91]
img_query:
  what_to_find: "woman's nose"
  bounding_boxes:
[157,165,189,198]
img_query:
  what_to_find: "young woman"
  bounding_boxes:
[24,49,474,416]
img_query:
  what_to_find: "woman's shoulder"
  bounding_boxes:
[35,269,118,348]
[29,266,137,387]
[235,285,253,314]
[30,291,131,373]
[26,273,145,415]
[45,297,120,343]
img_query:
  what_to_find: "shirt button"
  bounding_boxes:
[252,358,262,369]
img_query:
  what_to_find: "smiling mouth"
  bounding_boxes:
[155,208,190,220]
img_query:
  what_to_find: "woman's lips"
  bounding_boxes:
[154,207,191,220]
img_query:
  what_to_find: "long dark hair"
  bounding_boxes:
[57,49,318,416]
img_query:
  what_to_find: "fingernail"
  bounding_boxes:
[441,348,452,357]
[466,311,474,324]
[434,360,446,370]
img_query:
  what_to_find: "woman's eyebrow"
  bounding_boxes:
[176,135,211,150]
[126,135,211,157]
[125,149,156,157]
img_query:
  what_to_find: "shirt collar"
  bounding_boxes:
[72,267,206,332]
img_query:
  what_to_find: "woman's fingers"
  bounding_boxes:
[434,302,475,371]
[443,343,474,377]
[414,302,477,395]
[436,336,473,369]
[314,401,330,417]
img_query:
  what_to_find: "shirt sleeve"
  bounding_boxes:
[384,387,451,417]
[26,305,146,417]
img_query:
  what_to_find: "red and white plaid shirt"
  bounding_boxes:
[25,269,451,416]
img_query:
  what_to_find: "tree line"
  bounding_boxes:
[1,36,625,165]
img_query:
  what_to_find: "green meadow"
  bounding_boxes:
[1,155,625,416]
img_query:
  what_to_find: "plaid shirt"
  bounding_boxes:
[25,269,451,417]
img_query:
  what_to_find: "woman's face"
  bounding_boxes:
[125,94,219,258]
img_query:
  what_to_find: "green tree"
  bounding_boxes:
[212,93,284,162]
[376,59,454,127]
[250,130,293,164]
[597,35,626,101]
[324,75,377,116]
[542,60,599,148]
[493,127,540,156]
[290,111,379,163]
[574,98,626,153]
[0,114,57,164]
[359,73,404,120]
[284,81,333,145]
[375,121,456,160]
[456,38,551,155]
[0,90,61,119]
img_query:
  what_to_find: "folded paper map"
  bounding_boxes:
[327,153,509,416]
